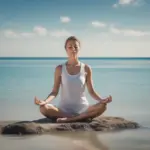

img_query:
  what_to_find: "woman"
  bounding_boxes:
[34,36,112,123]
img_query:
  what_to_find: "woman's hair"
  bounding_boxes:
[64,36,80,49]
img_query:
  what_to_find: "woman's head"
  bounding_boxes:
[64,36,80,58]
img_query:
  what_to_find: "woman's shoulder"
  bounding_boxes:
[82,63,92,71]
[55,62,66,72]
[55,64,63,70]
[81,62,92,74]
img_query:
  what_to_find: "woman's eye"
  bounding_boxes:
[68,46,78,49]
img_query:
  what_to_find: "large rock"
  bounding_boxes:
[0,116,140,135]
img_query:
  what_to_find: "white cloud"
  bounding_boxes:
[60,16,71,23]
[110,27,121,34]
[1,27,72,39]
[91,21,107,28]
[119,0,136,5]
[2,26,48,38]
[1,24,150,57]
[122,29,149,36]
[113,0,144,7]
[110,26,150,36]
[1,30,150,57]
[2,30,34,38]
[33,26,48,36]
[50,29,72,38]
[20,32,35,38]
[3,30,19,38]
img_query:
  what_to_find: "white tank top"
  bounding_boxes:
[58,62,89,114]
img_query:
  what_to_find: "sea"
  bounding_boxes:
[0,57,150,150]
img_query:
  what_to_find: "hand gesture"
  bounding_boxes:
[101,95,112,104]
[34,96,47,106]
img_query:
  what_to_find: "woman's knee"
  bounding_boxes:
[40,104,48,115]
[96,103,107,110]
[100,103,107,111]
[96,104,107,115]
[40,104,57,116]
[103,104,107,110]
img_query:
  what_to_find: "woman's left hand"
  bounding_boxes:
[101,95,112,104]
[34,96,47,106]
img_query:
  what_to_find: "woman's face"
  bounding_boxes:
[65,40,80,58]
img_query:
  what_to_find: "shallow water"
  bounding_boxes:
[1,128,150,150]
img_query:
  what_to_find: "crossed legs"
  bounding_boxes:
[39,102,107,123]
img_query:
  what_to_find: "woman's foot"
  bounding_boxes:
[56,116,92,123]
[57,117,69,123]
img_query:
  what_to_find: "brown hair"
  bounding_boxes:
[64,36,80,49]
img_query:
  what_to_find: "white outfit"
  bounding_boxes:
[58,62,89,115]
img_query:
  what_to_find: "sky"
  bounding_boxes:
[0,0,150,57]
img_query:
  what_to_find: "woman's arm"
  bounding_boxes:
[44,65,62,103]
[85,65,103,102]
[85,65,112,104]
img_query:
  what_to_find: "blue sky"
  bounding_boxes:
[0,0,150,57]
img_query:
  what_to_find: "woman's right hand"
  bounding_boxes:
[34,96,47,106]
[101,95,112,104]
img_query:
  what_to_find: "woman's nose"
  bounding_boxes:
[71,47,76,51]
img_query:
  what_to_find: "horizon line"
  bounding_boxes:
[0,56,150,60]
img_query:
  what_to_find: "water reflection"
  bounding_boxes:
[1,128,150,150]
[49,131,109,150]
[1,131,109,150]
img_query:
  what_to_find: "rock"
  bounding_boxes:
[0,116,140,135]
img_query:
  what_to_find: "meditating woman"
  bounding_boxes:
[34,36,112,123]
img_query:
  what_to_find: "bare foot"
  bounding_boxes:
[57,117,69,123]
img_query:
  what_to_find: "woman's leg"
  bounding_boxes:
[57,102,107,123]
[40,104,72,118]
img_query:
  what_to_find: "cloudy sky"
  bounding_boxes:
[0,0,150,57]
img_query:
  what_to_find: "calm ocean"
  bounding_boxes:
[0,57,150,150]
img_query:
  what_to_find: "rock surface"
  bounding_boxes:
[0,116,140,135]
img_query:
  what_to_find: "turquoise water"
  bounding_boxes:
[0,58,150,150]
[0,58,150,124]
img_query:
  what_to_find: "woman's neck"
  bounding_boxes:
[67,57,80,66]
